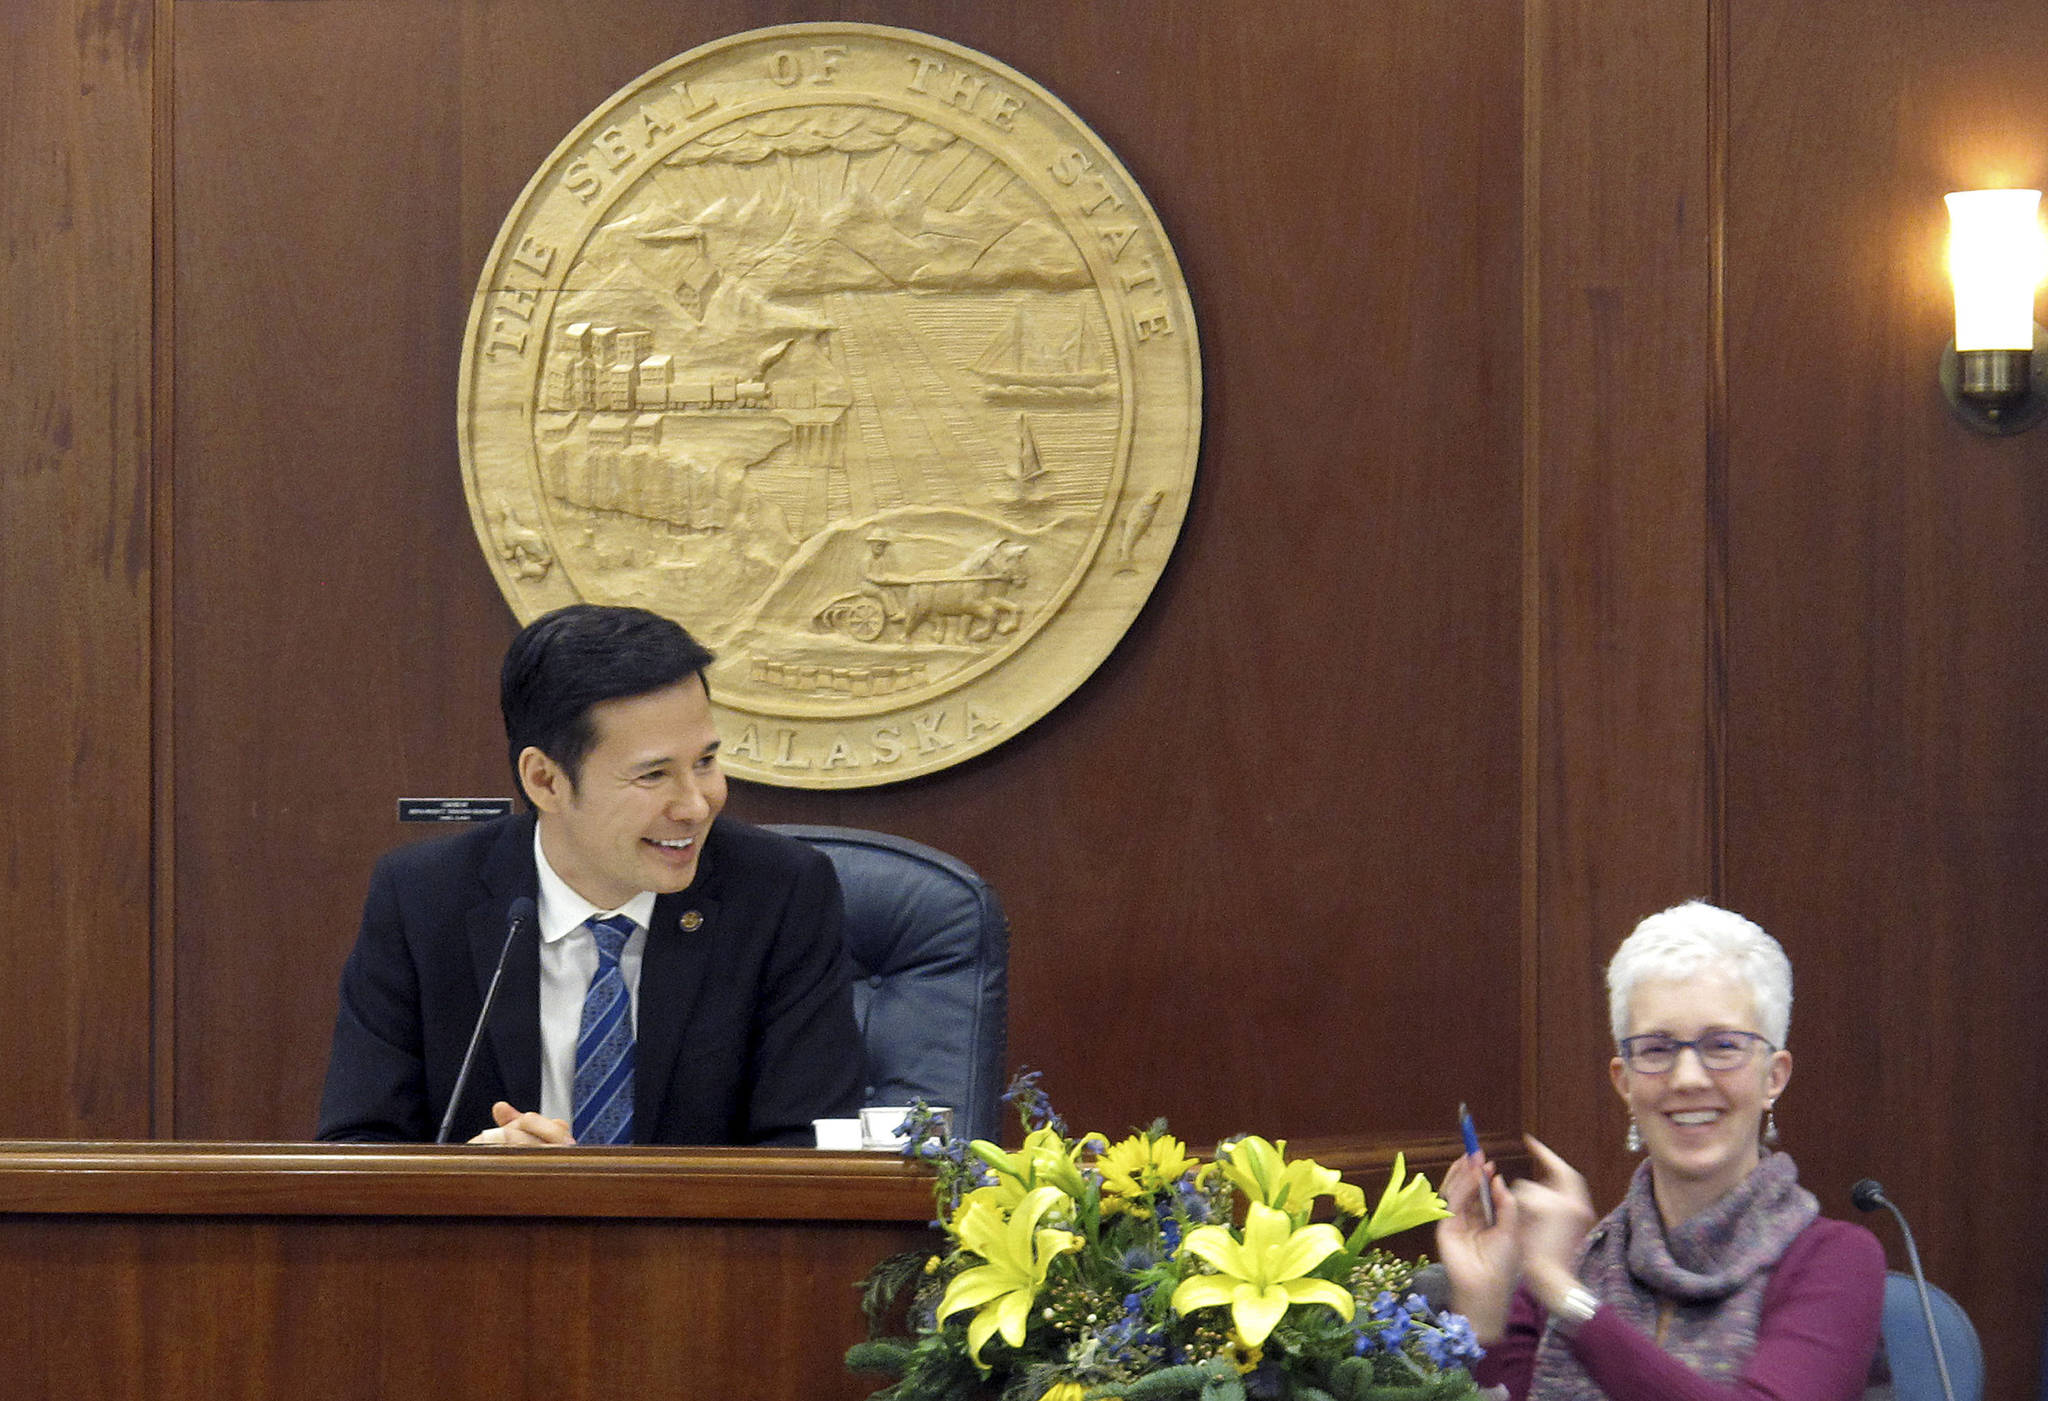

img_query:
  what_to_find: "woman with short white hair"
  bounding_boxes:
[1437,900,1885,1400]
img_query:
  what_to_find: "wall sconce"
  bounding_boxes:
[1940,188,2048,434]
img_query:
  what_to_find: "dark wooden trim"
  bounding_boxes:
[150,0,178,1143]
[0,1138,1497,1222]
[1519,0,1548,1144]
[1704,0,1731,902]
[0,1143,938,1220]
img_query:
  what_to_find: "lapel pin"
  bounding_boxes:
[679,910,704,932]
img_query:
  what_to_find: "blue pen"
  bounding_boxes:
[1458,1102,1496,1227]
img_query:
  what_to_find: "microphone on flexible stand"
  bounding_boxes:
[436,896,537,1145]
[1851,1177,1956,1401]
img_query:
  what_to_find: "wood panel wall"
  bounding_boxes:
[3,0,2044,1393]
[0,0,157,1137]
[1525,0,1717,1218]
[1722,1,2048,1389]
[164,0,1530,1149]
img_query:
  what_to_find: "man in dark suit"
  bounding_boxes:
[316,604,861,1146]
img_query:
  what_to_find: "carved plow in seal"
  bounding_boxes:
[814,534,1028,646]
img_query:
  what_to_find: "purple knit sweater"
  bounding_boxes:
[1470,1216,1886,1401]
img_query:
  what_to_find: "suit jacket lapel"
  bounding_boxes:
[471,814,543,1115]
[636,884,719,1139]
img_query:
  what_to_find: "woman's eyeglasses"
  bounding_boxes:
[1617,1029,1774,1074]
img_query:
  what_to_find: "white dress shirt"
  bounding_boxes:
[532,829,655,1125]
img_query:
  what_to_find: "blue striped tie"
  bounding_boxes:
[572,914,636,1145]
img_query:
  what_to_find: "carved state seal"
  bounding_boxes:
[460,24,1199,786]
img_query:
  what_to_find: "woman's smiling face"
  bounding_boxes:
[1609,971,1793,1223]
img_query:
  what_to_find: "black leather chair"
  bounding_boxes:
[769,824,1009,1143]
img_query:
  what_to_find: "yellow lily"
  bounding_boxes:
[1215,1136,1366,1223]
[953,1180,1027,1222]
[1171,1201,1356,1346]
[936,1185,1083,1365]
[1357,1153,1453,1243]
[1098,1131,1197,1215]
[970,1127,1097,1203]
[948,1133,1076,1227]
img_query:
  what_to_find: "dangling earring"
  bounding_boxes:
[1626,1117,1643,1152]
[1762,1103,1779,1146]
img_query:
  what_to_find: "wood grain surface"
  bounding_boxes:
[1722,3,2048,1390]
[0,0,157,1139]
[1524,0,1717,1214]
[4,0,2045,1393]
[0,1145,940,1401]
[164,0,1527,1154]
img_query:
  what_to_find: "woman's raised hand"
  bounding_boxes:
[1510,1135,1598,1311]
[1434,1148,1520,1343]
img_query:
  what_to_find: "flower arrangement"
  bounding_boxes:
[847,1074,1486,1401]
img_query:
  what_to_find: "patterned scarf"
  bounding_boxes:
[1530,1152,1818,1401]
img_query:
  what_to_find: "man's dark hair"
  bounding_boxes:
[500,604,715,805]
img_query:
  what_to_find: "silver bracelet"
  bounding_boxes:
[1550,1286,1600,1336]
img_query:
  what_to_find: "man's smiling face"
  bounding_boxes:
[522,674,726,910]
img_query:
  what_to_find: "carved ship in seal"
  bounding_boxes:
[968,308,1113,402]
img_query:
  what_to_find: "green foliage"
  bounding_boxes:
[1319,1359,1480,1401]
[846,1340,914,1376]
[1105,1361,1237,1398]
[847,1329,987,1401]
[860,1248,943,1336]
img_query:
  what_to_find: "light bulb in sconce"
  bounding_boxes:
[1942,188,2048,432]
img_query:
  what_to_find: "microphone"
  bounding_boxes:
[1852,1178,1956,1401]
[435,896,536,1145]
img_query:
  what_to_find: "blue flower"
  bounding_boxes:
[1171,1178,1214,1224]
[1084,1287,1166,1370]
[1001,1069,1067,1134]
[1422,1312,1484,1368]
[896,1099,964,1161]
[1368,1290,1414,1346]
